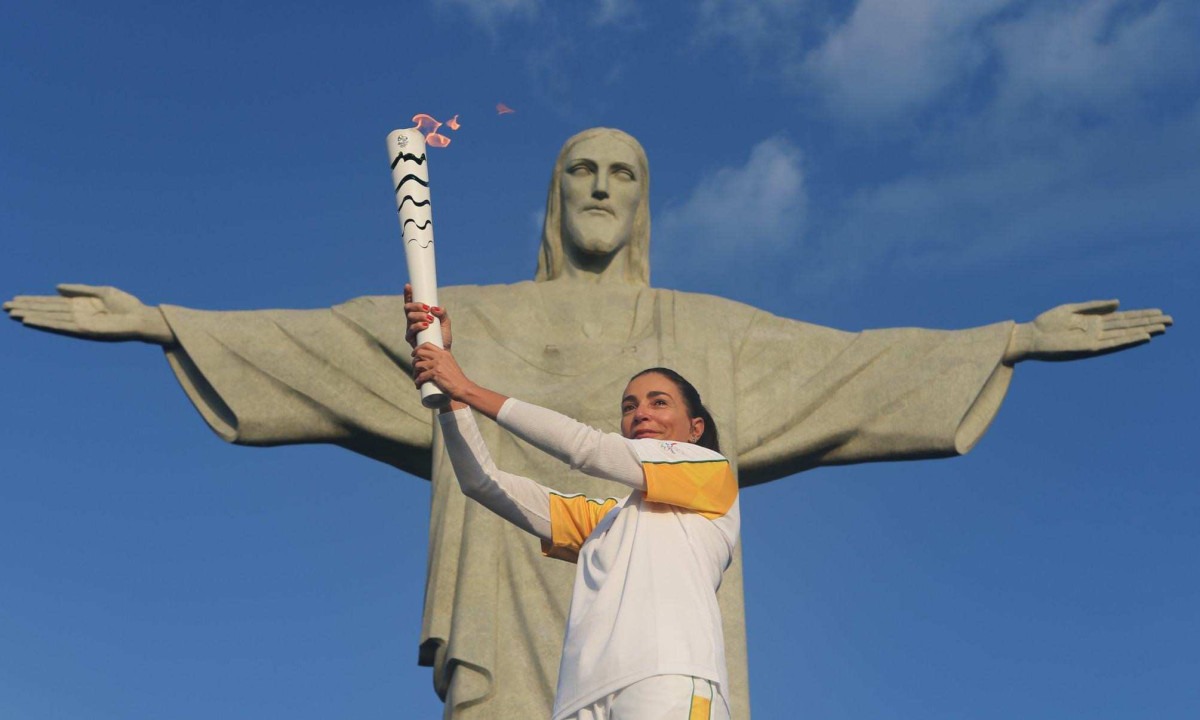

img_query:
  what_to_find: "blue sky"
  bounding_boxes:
[2,1,1197,717]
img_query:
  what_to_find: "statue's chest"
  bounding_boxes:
[464,334,664,431]
[447,285,684,427]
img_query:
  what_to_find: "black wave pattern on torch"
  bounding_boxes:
[391,151,427,170]
[398,196,431,212]
[394,174,430,193]
[403,219,434,248]
[394,147,432,246]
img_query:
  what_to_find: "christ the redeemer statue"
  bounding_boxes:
[4,128,1171,719]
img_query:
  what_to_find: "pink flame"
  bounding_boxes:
[411,113,459,148]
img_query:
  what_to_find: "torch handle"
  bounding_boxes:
[409,281,449,409]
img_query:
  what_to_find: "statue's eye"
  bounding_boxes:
[569,163,593,176]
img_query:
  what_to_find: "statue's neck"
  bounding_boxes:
[560,244,638,285]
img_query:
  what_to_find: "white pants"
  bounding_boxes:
[565,675,729,720]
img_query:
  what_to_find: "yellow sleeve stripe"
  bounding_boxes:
[642,459,737,520]
[689,694,712,720]
[540,493,619,564]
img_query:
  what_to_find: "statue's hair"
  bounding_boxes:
[535,127,651,285]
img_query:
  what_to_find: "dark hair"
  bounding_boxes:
[629,367,720,453]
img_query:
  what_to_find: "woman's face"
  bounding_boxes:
[620,372,704,444]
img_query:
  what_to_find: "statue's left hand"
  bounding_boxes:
[1005,300,1172,363]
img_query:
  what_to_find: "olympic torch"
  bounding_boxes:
[387,126,448,408]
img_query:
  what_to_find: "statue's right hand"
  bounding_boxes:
[403,283,452,350]
[3,283,175,345]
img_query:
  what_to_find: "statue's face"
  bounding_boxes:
[620,372,704,444]
[559,135,642,258]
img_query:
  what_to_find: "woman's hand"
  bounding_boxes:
[404,284,509,418]
[412,342,474,400]
[411,341,510,420]
[403,283,451,350]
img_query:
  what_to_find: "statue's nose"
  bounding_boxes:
[592,172,609,199]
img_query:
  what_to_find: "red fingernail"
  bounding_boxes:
[432,306,441,312]
[422,304,430,311]
[426,314,434,322]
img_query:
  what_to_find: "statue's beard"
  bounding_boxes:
[563,214,631,259]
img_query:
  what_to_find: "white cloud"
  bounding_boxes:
[680,1,1199,293]
[991,0,1197,115]
[814,100,1200,279]
[438,0,639,34]
[807,0,1200,265]
[657,136,806,261]
[790,0,1197,124]
[795,0,1012,121]
[693,0,804,54]
[437,0,640,115]
[691,0,1196,128]
[438,0,541,32]
[593,0,638,27]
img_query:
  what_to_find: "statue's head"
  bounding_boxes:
[535,128,651,285]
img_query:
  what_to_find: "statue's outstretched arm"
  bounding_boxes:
[4,284,176,345]
[7,285,436,477]
[1003,300,1172,364]
[734,298,1172,484]
[730,305,1018,483]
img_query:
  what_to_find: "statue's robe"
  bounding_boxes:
[159,280,1014,719]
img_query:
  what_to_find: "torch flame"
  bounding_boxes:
[496,103,515,115]
[411,112,460,148]
[412,113,442,135]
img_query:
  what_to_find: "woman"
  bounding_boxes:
[405,288,739,720]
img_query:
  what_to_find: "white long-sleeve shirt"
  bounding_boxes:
[439,399,740,720]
